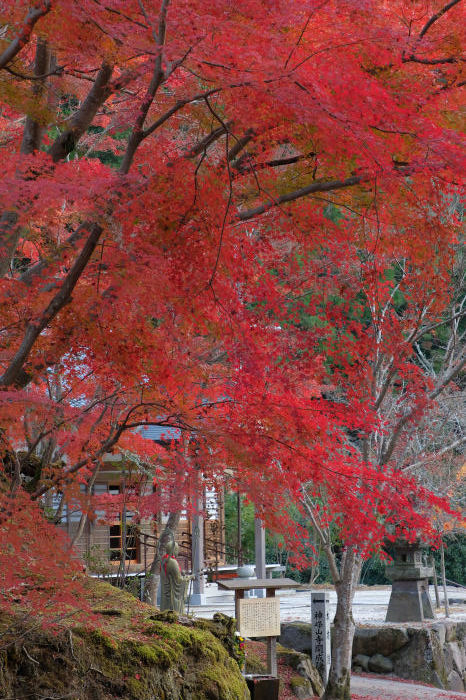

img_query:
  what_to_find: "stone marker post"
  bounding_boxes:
[311,591,331,684]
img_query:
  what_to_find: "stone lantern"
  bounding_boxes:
[385,539,435,622]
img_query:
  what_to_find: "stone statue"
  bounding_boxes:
[160,535,191,614]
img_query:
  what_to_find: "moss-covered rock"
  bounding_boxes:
[290,674,313,699]
[277,644,324,696]
[0,579,249,700]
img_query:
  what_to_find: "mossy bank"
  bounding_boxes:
[0,580,249,700]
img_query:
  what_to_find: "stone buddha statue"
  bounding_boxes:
[160,537,191,614]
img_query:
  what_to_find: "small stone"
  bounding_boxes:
[447,670,464,692]
[444,641,464,676]
[445,621,458,643]
[368,653,394,674]
[353,654,370,671]
[432,624,446,646]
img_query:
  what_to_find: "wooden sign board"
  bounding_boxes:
[238,597,280,637]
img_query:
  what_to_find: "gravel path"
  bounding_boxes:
[351,675,466,699]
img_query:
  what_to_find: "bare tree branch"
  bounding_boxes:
[301,487,341,584]
[403,436,466,471]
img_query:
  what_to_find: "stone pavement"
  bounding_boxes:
[189,582,465,624]
[351,675,466,699]
[190,583,466,698]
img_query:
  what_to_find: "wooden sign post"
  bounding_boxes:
[217,578,296,676]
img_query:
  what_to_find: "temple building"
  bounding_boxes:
[55,427,227,581]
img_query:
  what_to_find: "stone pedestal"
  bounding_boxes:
[386,579,434,622]
[385,540,434,622]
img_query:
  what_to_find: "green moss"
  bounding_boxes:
[290,675,308,688]
[1,580,249,700]
[245,651,266,674]
[74,626,118,652]
[198,658,248,700]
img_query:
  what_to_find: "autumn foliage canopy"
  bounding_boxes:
[0,0,464,611]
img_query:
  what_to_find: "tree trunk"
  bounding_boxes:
[323,548,362,700]
[68,465,100,550]
[143,511,181,606]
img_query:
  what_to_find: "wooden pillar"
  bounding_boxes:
[254,515,266,598]
[266,588,277,676]
[190,485,206,605]
[237,492,243,566]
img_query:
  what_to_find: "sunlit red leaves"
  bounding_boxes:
[0,0,463,605]
[0,489,87,617]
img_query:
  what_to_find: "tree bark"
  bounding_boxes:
[0,2,51,71]
[143,511,181,606]
[48,62,113,163]
[20,38,51,155]
[68,465,100,549]
[0,39,51,276]
[0,222,103,388]
[323,548,362,700]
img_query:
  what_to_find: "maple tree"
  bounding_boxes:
[0,1,464,698]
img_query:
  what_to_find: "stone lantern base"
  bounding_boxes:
[386,578,435,622]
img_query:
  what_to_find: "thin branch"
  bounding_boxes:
[119,0,170,174]
[429,354,466,401]
[227,128,254,162]
[184,123,230,158]
[419,0,462,38]
[402,0,463,65]
[403,436,466,472]
[4,64,63,80]
[234,151,316,172]
[301,488,341,584]
[141,86,223,140]
[238,174,366,221]
[203,98,233,287]
[0,223,103,388]
[403,54,462,65]
[0,2,51,70]
[412,307,466,339]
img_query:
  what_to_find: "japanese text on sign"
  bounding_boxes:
[238,597,280,637]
